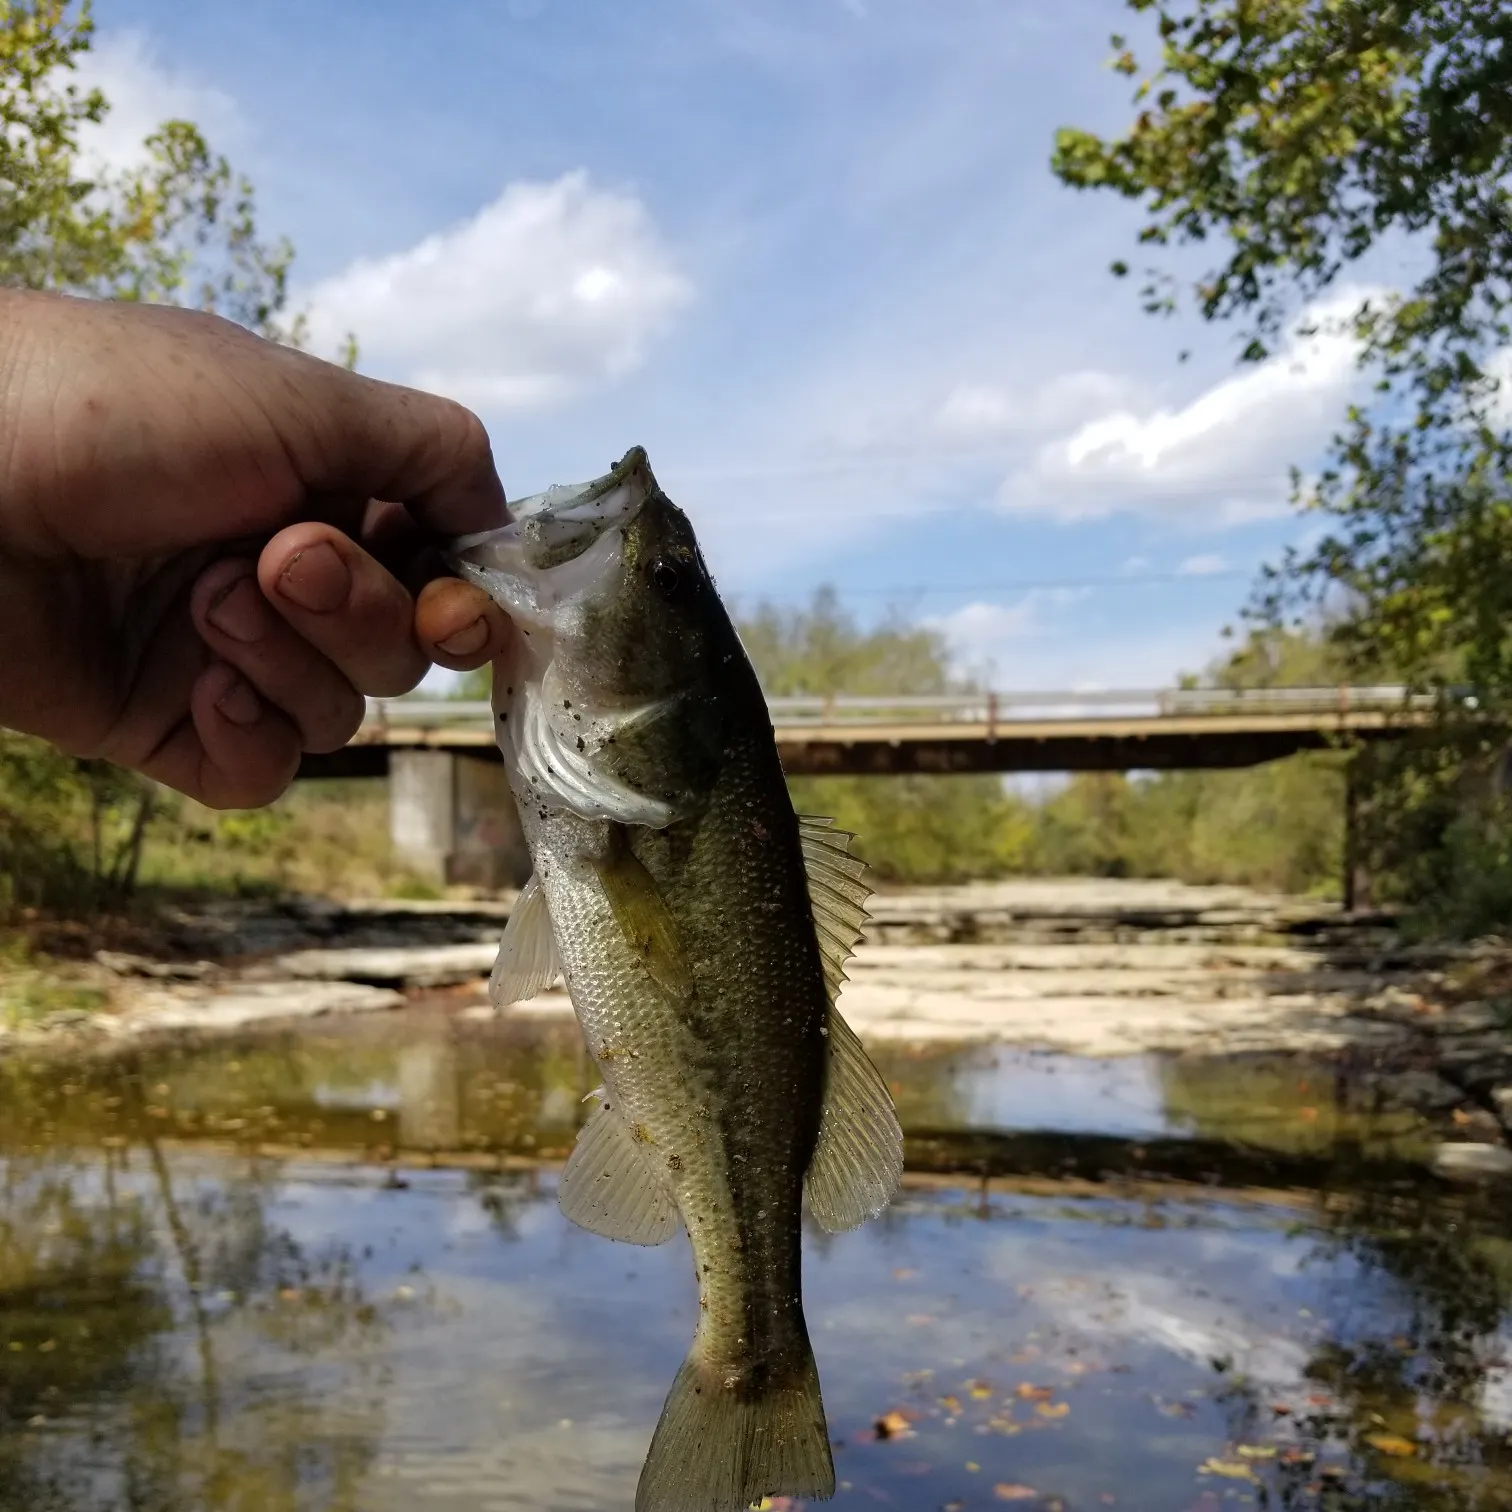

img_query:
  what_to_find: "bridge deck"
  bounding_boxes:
[302,691,1436,779]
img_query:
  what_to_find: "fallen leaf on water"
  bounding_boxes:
[987,1416,1021,1436]
[1009,1347,1041,1363]
[1365,1432,1417,1457]
[1197,1459,1258,1482]
[892,1268,918,1281]
[1036,1403,1070,1420]
[1015,1384,1053,1401]
[993,1485,1037,1502]
[1236,1445,1278,1459]
[940,1395,963,1414]
[875,1411,914,1440]
[969,1380,994,1399]
[1279,1449,1315,1468]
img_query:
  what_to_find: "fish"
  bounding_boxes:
[449,446,903,1512]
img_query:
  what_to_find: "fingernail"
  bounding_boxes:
[215,675,263,726]
[277,541,351,613]
[437,617,488,657]
[207,576,272,643]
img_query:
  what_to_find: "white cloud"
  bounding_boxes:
[933,594,1226,691]
[1177,553,1230,577]
[74,31,240,175]
[1001,288,1386,526]
[932,369,1132,444]
[296,172,692,410]
[1480,346,1512,430]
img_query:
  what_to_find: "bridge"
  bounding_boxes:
[300,686,1438,904]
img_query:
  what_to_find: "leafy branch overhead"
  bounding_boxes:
[0,0,354,355]
[1052,0,1512,697]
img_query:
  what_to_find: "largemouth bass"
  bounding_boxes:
[450,446,903,1512]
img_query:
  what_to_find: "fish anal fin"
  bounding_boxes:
[805,1007,904,1233]
[490,872,561,1010]
[558,1094,680,1246]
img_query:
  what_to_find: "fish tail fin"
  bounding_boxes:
[635,1342,835,1512]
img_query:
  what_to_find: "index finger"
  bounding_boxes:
[304,367,510,537]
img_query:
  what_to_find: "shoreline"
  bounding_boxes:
[6,877,1512,1175]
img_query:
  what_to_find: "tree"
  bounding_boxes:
[1052,0,1512,693]
[1,0,312,339]
[1053,1,1512,927]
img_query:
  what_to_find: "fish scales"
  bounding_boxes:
[451,446,902,1512]
[533,726,825,1378]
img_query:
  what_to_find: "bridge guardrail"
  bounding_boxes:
[362,685,1446,734]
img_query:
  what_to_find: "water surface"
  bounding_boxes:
[2,1008,1508,1510]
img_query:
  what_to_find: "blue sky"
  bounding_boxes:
[80,0,1374,691]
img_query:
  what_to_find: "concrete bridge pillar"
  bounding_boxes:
[390,751,531,889]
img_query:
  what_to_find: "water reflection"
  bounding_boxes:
[0,1015,1507,1509]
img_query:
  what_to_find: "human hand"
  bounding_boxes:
[0,290,513,807]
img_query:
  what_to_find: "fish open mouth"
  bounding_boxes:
[447,447,655,625]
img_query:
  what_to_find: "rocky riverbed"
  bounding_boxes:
[7,876,1512,1175]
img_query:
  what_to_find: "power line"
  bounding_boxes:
[725,568,1254,602]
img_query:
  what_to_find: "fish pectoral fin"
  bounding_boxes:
[558,1094,681,1246]
[490,871,562,1010]
[797,814,872,1005]
[805,1005,904,1233]
[591,843,695,1004]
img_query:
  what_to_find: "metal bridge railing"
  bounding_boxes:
[362,685,1443,734]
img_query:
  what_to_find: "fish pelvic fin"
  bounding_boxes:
[490,871,562,1009]
[635,1343,835,1512]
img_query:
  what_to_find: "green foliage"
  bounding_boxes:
[738,591,1035,884]
[1055,0,1512,930]
[138,779,431,901]
[0,730,156,915]
[0,0,304,338]
[738,586,952,698]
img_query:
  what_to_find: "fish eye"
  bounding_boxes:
[649,559,683,599]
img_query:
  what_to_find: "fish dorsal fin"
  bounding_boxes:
[490,871,562,1009]
[796,814,904,1232]
[797,815,871,1005]
[558,1091,681,1246]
